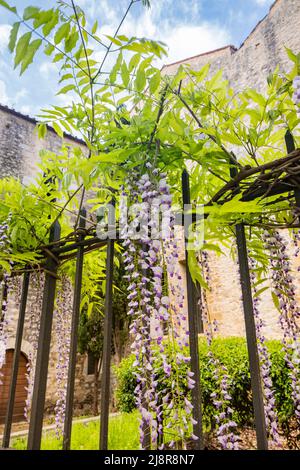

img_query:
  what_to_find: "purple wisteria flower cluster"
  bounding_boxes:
[0,215,12,385]
[0,275,10,386]
[263,230,300,425]
[53,274,72,436]
[293,76,300,109]
[199,250,239,450]
[248,255,280,445]
[121,164,196,449]
[24,271,44,421]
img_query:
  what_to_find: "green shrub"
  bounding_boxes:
[114,337,294,431]
[114,355,137,413]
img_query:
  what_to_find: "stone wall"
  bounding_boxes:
[162,0,300,341]
[4,276,95,417]
[0,104,87,182]
[0,106,93,414]
[162,0,300,93]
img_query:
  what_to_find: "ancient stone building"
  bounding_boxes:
[162,0,300,93]
[0,105,94,423]
[0,0,300,421]
[162,0,300,340]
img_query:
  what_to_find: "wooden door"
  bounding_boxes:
[0,349,27,424]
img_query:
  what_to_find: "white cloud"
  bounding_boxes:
[114,7,231,66]
[0,79,9,105]
[160,23,231,65]
[15,88,28,101]
[39,61,58,76]
[19,105,31,115]
[0,24,10,55]
[254,0,273,5]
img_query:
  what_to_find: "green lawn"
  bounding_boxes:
[12,412,140,450]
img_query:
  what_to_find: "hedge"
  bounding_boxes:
[114,337,294,431]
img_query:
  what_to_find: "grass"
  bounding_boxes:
[12,412,140,450]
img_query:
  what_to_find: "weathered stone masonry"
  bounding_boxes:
[162,0,300,340]
[162,0,300,93]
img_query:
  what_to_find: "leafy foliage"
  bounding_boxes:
[114,337,294,435]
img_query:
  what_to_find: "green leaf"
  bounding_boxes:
[0,0,17,13]
[253,286,269,298]
[42,10,59,36]
[52,121,63,138]
[23,6,40,20]
[91,20,98,35]
[65,31,79,52]
[14,32,32,68]
[271,291,281,312]
[109,52,122,83]
[54,22,70,45]
[56,84,76,95]
[121,62,129,88]
[149,70,160,94]
[37,122,47,139]
[135,68,146,92]
[105,34,122,46]
[44,43,54,55]
[33,10,54,29]
[246,89,266,108]
[20,38,42,74]
[285,47,298,64]
[188,250,208,289]
[128,53,140,72]
[8,22,20,53]
[53,52,64,62]
[59,73,73,83]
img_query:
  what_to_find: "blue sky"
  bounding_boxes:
[0,0,275,116]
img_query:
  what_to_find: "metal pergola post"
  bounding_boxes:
[27,220,61,450]
[2,272,30,448]
[99,202,115,450]
[63,209,86,450]
[229,159,268,450]
[181,169,204,450]
[235,223,268,449]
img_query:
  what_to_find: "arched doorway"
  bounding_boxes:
[0,349,27,424]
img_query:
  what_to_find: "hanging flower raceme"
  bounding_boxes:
[0,214,12,385]
[0,274,10,385]
[263,230,300,425]
[199,250,239,450]
[248,255,280,445]
[121,163,196,449]
[53,274,72,436]
[293,76,300,109]
[24,271,44,421]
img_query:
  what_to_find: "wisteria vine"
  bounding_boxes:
[248,255,280,445]
[263,230,300,426]
[53,274,72,436]
[0,215,12,386]
[199,250,239,450]
[121,163,197,449]
[24,271,44,421]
